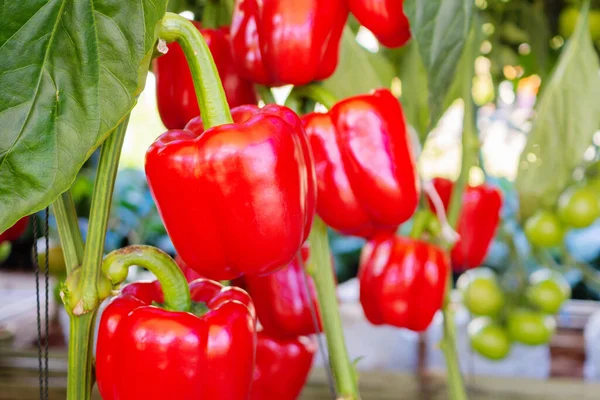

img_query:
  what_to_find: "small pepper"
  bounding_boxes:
[250,331,316,400]
[0,216,29,243]
[243,245,322,338]
[359,234,448,331]
[146,105,316,280]
[96,279,256,400]
[230,0,348,86]
[347,0,411,48]
[302,89,419,238]
[427,177,503,271]
[154,22,257,129]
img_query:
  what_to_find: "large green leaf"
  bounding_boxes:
[515,4,600,221]
[404,0,473,131]
[0,0,168,232]
[521,1,551,79]
[323,26,395,99]
[397,41,429,139]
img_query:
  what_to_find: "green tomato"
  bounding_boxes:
[457,268,505,317]
[507,308,556,346]
[526,269,570,314]
[557,185,600,228]
[524,210,564,248]
[0,242,11,263]
[590,10,600,41]
[468,317,511,360]
[35,238,67,276]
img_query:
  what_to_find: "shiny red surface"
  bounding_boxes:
[145,105,316,280]
[244,246,322,338]
[302,89,419,238]
[0,216,29,242]
[154,22,257,129]
[230,0,348,86]
[428,178,503,271]
[359,234,448,331]
[348,0,411,48]
[96,279,256,400]
[250,332,316,400]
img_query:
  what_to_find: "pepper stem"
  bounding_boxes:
[286,84,338,110]
[158,12,233,129]
[102,245,191,312]
[308,217,360,400]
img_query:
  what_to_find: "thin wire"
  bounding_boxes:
[32,214,43,399]
[43,208,50,400]
[297,253,338,399]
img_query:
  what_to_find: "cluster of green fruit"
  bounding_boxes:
[459,267,570,360]
[525,184,600,248]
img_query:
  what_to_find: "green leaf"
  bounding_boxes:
[515,3,600,221]
[323,26,395,99]
[521,1,551,79]
[0,0,168,233]
[404,0,474,131]
[397,41,429,139]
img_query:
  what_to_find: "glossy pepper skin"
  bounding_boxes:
[243,245,322,338]
[154,21,257,129]
[359,234,448,331]
[348,0,411,48]
[250,331,316,400]
[302,89,419,238]
[146,105,316,280]
[96,279,256,400]
[428,177,503,271]
[230,0,348,86]
[0,216,29,243]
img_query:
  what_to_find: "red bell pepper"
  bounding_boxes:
[145,104,316,280]
[96,279,256,400]
[359,234,448,331]
[154,21,257,129]
[250,331,316,400]
[427,177,503,271]
[302,89,419,238]
[243,245,322,338]
[175,254,203,282]
[230,0,348,86]
[0,216,29,243]
[347,0,411,48]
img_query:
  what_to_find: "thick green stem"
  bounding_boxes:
[102,245,191,312]
[308,217,359,400]
[52,191,85,273]
[159,13,232,129]
[287,84,338,110]
[66,312,96,400]
[409,210,430,240]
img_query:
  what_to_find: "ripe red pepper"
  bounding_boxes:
[359,234,448,331]
[302,89,419,238]
[146,105,316,280]
[96,279,256,400]
[175,254,203,282]
[230,0,348,86]
[427,177,503,271]
[250,331,316,400]
[243,245,322,338]
[0,216,29,243]
[348,0,411,48]
[154,22,257,129]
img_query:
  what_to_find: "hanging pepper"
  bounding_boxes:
[243,245,322,338]
[175,255,203,282]
[347,0,411,48]
[427,177,503,271]
[302,88,419,238]
[154,21,257,129]
[96,279,256,400]
[0,216,29,243]
[359,234,448,331]
[230,0,348,86]
[146,104,316,280]
[250,331,316,400]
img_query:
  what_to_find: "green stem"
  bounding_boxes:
[52,191,85,273]
[308,217,360,400]
[78,117,130,314]
[409,210,430,240]
[102,245,191,312]
[257,85,276,105]
[159,12,233,129]
[66,312,96,400]
[287,84,338,110]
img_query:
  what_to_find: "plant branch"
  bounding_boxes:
[52,191,85,273]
